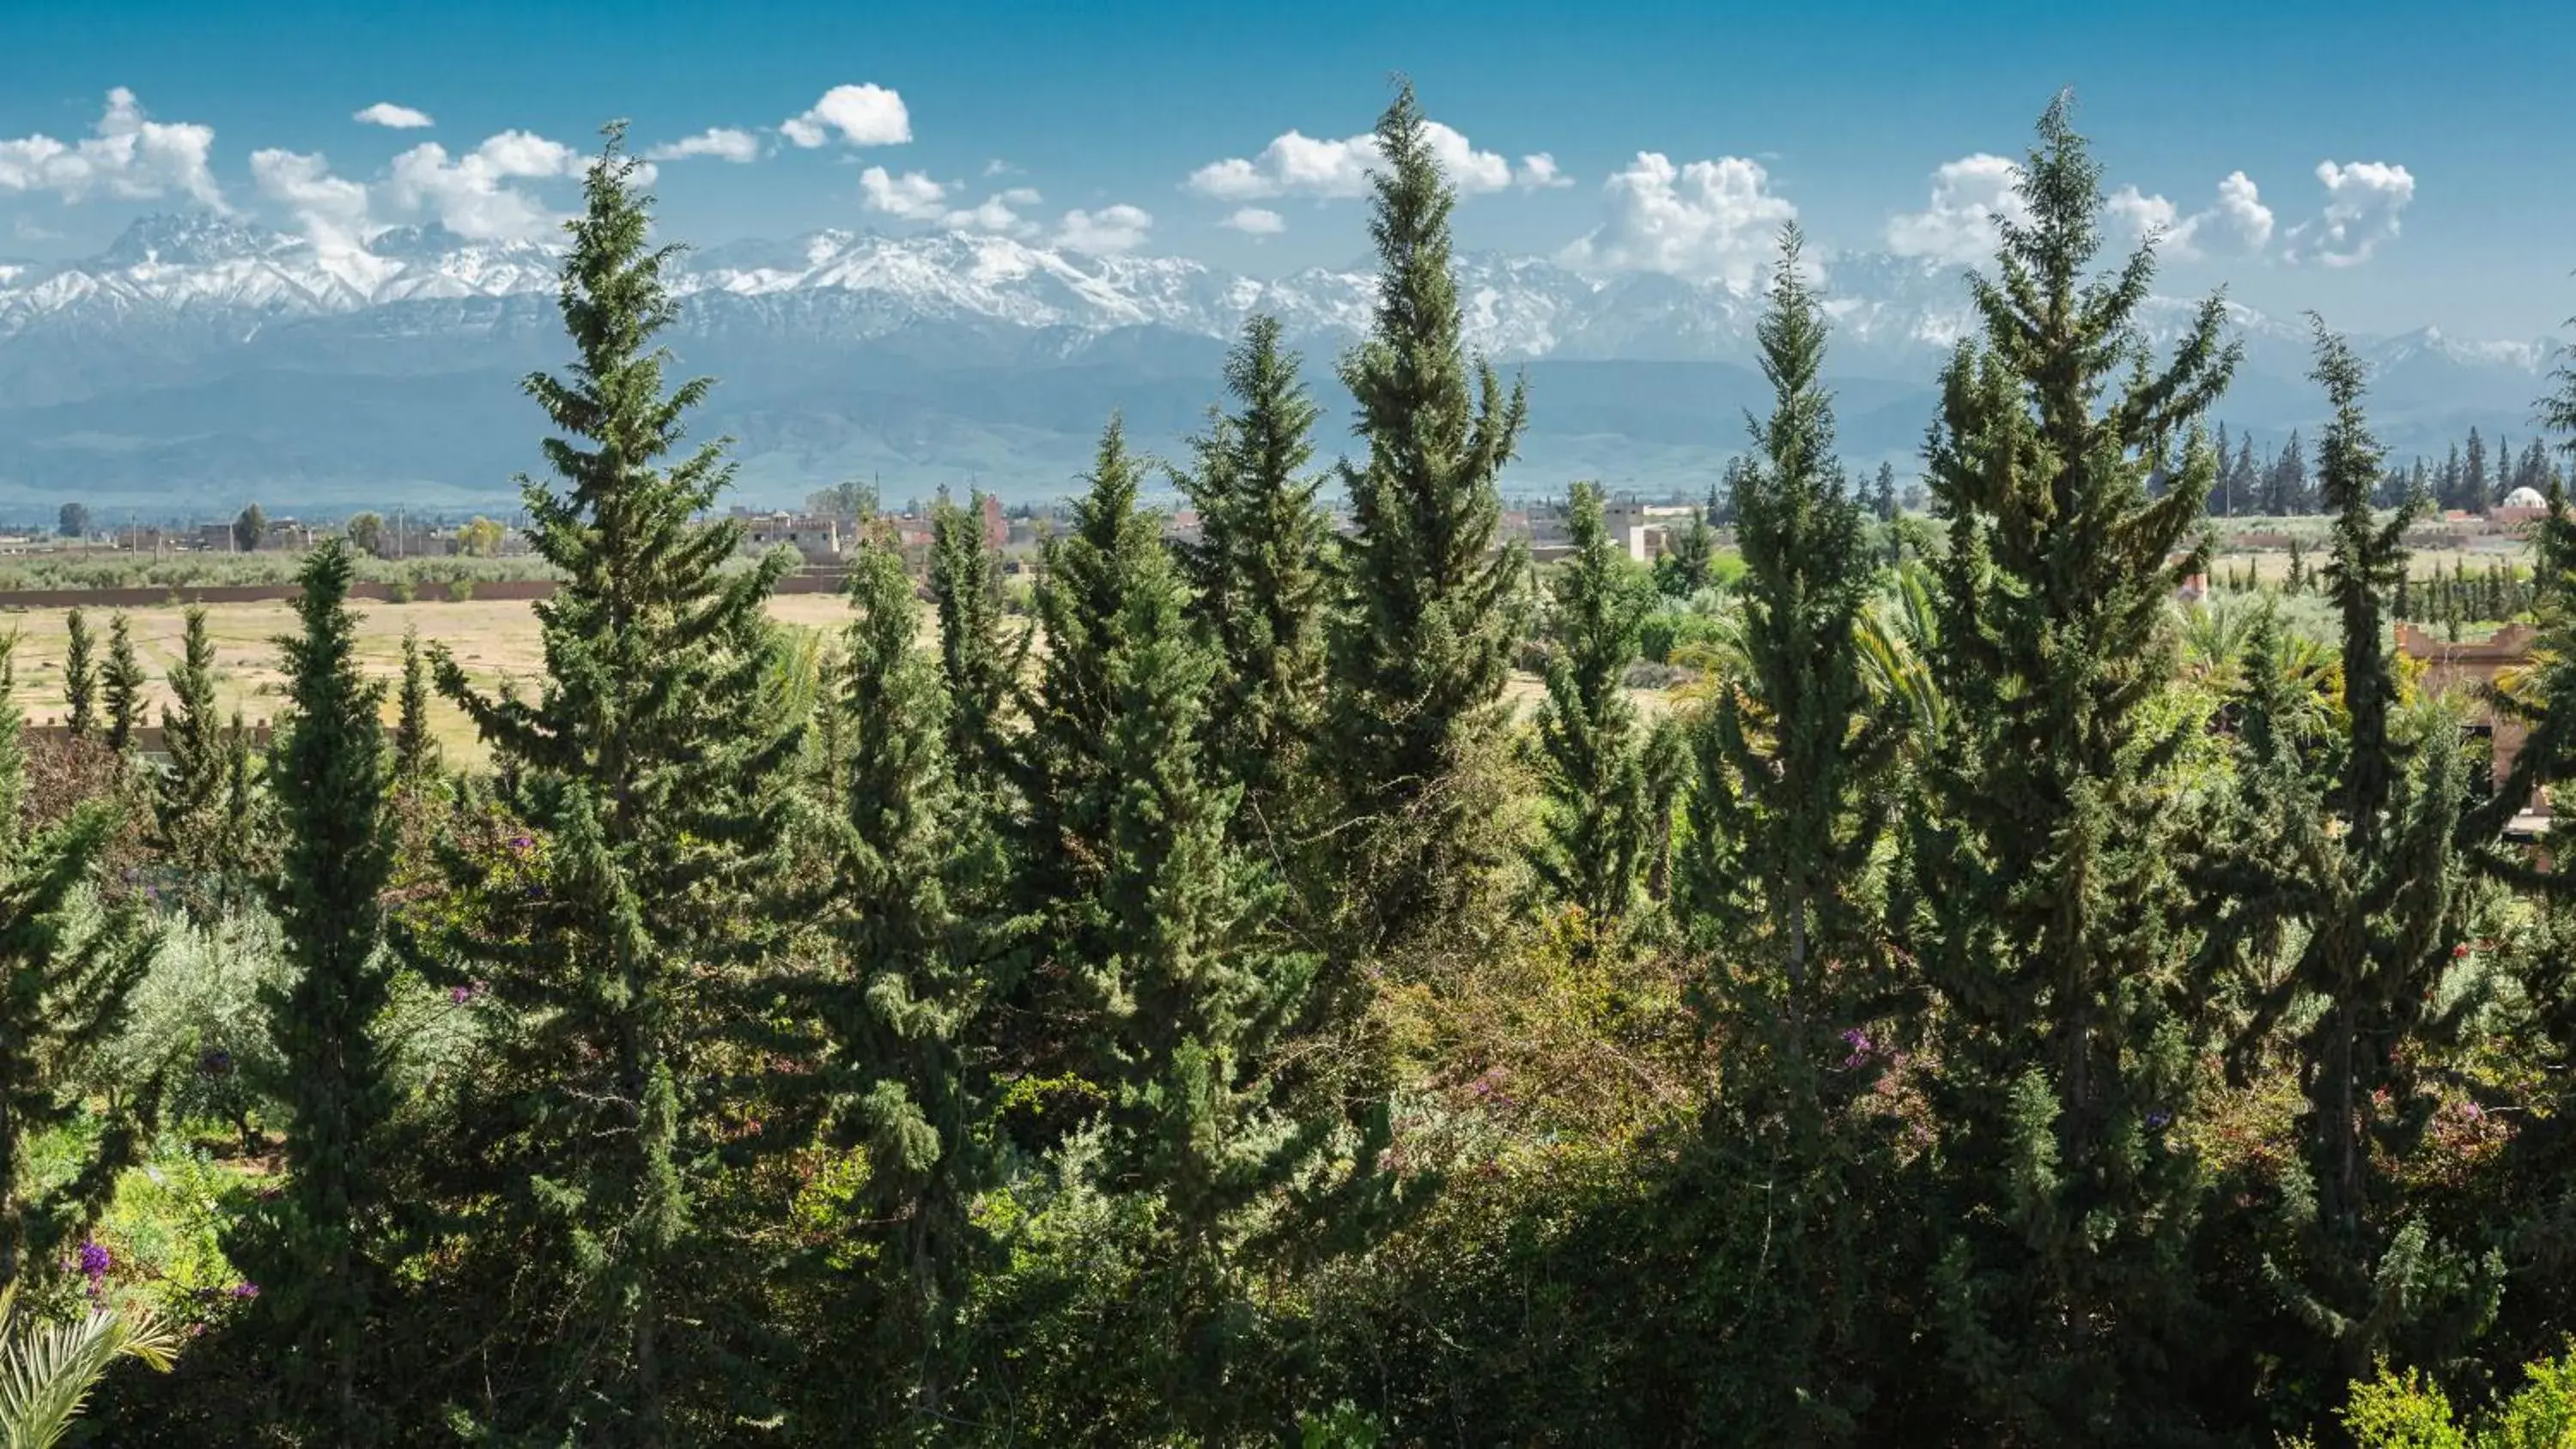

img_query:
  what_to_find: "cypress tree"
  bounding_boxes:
[2211,322,2496,1398]
[1014,418,1164,1048]
[1675,227,1903,1435]
[1530,481,1651,939]
[100,614,144,756]
[1173,314,1333,842]
[155,607,232,917]
[927,488,1022,806]
[62,608,95,741]
[1654,503,1717,598]
[392,625,437,783]
[817,518,988,1430]
[0,634,155,1287]
[1320,77,1528,966]
[421,124,801,1444]
[230,539,398,1439]
[1907,92,2241,1438]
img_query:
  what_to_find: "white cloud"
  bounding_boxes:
[1884,153,2025,264]
[382,130,586,242]
[1186,119,1516,200]
[353,102,434,130]
[2288,160,2414,267]
[1558,152,1795,288]
[1054,203,1153,255]
[646,127,758,164]
[782,84,911,149]
[982,158,1018,177]
[1516,153,1571,190]
[0,88,223,209]
[1221,206,1285,236]
[2107,170,2275,261]
[249,149,374,251]
[860,166,1039,238]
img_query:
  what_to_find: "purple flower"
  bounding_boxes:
[1838,1028,1875,1070]
[506,834,533,852]
[2146,1110,2172,1131]
[77,1240,110,1279]
[230,1282,259,1299]
[2462,1101,2485,1120]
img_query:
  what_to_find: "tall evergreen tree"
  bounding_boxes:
[0,634,155,1288]
[391,626,437,784]
[1907,92,2241,1439]
[229,540,398,1439]
[155,608,233,917]
[1871,459,1900,522]
[1085,495,1319,1441]
[2467,427,2490,507]
[927,488,1022,806]
[61,609,94,741]
[1530,481,1651,938]
[1173,314,1333,842]
[815,519,989,1430]
[419,124,801,1445]
[1654,502,1717,598]
[100,615,144,756]
[1676,227,1902,1435]
[1320,78,1528,967]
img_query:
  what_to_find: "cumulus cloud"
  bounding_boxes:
[1883,153,2025,264]
[860,166,1040,238]
[250,149,374,251]
[1558,152,1795,288]
[647,127,759,164]
[1516,153,1571,190]
[782,84,912,149]
[1221,206,1285,236]
[353,102,434,130]
[0,88,223,209]
[1054,203,1153,255]
[1185,119,1516,200]
[381,130,588,242]
[2107,170,2274,260]
[2287,160,2415,267]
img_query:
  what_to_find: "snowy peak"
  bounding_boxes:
[0,211,2548,379]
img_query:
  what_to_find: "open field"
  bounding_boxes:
[0,591,1680,765]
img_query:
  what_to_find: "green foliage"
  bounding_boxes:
[227,539,398,1439]
[391,626,436,785]
[416,122,803,1443]
[0,635,157,1289]
[0,1279,176,1449]
[1321,77,1529,966]
[229,506,264,556]
[1530,481,1652,938]
[152,609,247,922]
[58,615,91,745]
[96,621,142,759]
[1905,90,2243,1439]
[928,487,1023,809]
[1173,313,1334,846]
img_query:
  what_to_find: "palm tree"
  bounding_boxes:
[0,1281,179,1448]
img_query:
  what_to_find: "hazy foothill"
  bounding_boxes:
[5,69,2576,1449]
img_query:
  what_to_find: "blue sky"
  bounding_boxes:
[1,0,2570,337]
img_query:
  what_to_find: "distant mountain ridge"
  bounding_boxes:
[0,213,2556,514]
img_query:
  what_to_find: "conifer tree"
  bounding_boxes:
[230,540,397,1439]
[155,608,233,917]
[1321,78,1528,965]
[391,626,437,783]
[0,634,155,1288]
[2208,322,2496,1396]
[927,488,1022,805]
[1654,503,1717,597]
[1872,459,1899,522]
[1675,230,1900,1434]
[817,519,988,1429]
[100,615,144,756]
[1174,314,1333,841]
[1907,92,2241,1438]
[1530,481,1651,938]
[62,609,94,741]
[1015,418,1165,1028]
[420,124,801,1444]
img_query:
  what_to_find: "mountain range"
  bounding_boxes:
[0,212,2558,517]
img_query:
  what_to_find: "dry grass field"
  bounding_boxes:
[0,592,865,767]
[0,591,1674,767]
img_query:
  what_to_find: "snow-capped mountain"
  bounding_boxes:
[0,213,2554,512]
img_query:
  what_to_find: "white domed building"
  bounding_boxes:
[2494,484,2560,526]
